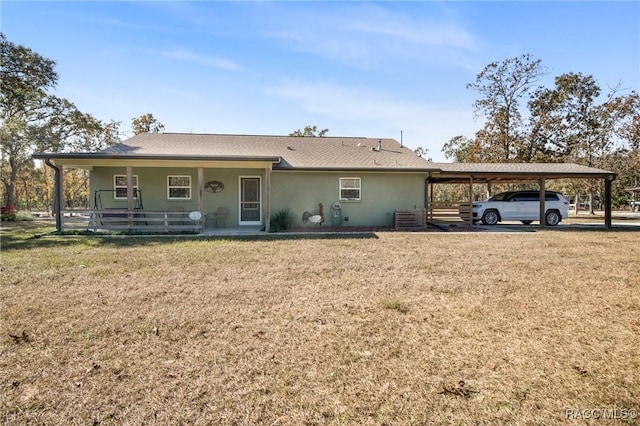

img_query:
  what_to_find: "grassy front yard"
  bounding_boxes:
[1,223,638,424]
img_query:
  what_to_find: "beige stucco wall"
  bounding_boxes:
[90,167,426,228]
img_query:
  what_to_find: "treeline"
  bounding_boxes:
[442,55,639,207]
[0,34,164,211]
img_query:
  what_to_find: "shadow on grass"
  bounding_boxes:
[499,223,640,233]
[0,222,379,251]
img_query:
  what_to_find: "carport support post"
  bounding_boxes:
[468,176,474,225]
[429,181,434,220]
[605,176,613,228]
[539,178,546,227]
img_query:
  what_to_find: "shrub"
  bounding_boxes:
[14,211,35,221]
[270,208,294,232]
[1,205,17,221]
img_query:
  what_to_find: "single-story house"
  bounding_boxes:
[33,133,617,232]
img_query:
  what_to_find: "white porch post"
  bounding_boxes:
[198,167,204,229]
[264,167,271,233]
[126,166,134,228]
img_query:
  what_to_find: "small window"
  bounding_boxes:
[339,177,361,201]
[167,175,191,199]
[114,175,138,199]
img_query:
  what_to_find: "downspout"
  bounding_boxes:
[424,174,431,223]
[424,174,431,209]
[44,158,63,232]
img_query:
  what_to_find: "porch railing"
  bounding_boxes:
[60,209,204,233]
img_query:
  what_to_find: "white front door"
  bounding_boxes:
[239,176,262,225]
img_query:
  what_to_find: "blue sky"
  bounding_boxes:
[3,1,639,161]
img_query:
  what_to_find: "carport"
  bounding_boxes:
[426,163,617,228]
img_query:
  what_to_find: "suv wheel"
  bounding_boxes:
[482,210,499,225]
[545,210,561,226]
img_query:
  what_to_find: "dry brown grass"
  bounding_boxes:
[1,223,639,425]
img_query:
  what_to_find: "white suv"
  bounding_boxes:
[471,190,570,226]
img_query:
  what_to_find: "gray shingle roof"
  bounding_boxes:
[433,162,615,176]
[33,133,617,179]
[99,133,436,171]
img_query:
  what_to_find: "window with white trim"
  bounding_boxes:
[339,177,361,201]
[167,175,191,199]
[113,175,138,199]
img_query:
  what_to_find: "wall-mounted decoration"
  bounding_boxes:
[205,180,224,193]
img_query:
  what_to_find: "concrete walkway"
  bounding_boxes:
[198,227,265,236]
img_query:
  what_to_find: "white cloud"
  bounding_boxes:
[263,3,477,67]
[341,5,476,49]
[161,50,243,72]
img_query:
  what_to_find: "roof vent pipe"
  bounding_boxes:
[400,130,403,147]
[378,139,382,151]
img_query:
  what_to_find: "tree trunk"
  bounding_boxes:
[6,158,18,207]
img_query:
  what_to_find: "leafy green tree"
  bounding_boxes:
[467,54,547,162]
[0,33,57,116]
[132,113,164,134]
[612,91,640,150]
[528,74,637,212]
[0,34,116,207]
[289,125,329,137]
[442,135,487,162]
[1,33,56,207]
[529,73,605,164]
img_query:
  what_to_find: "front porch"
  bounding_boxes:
[38,155,279,233]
